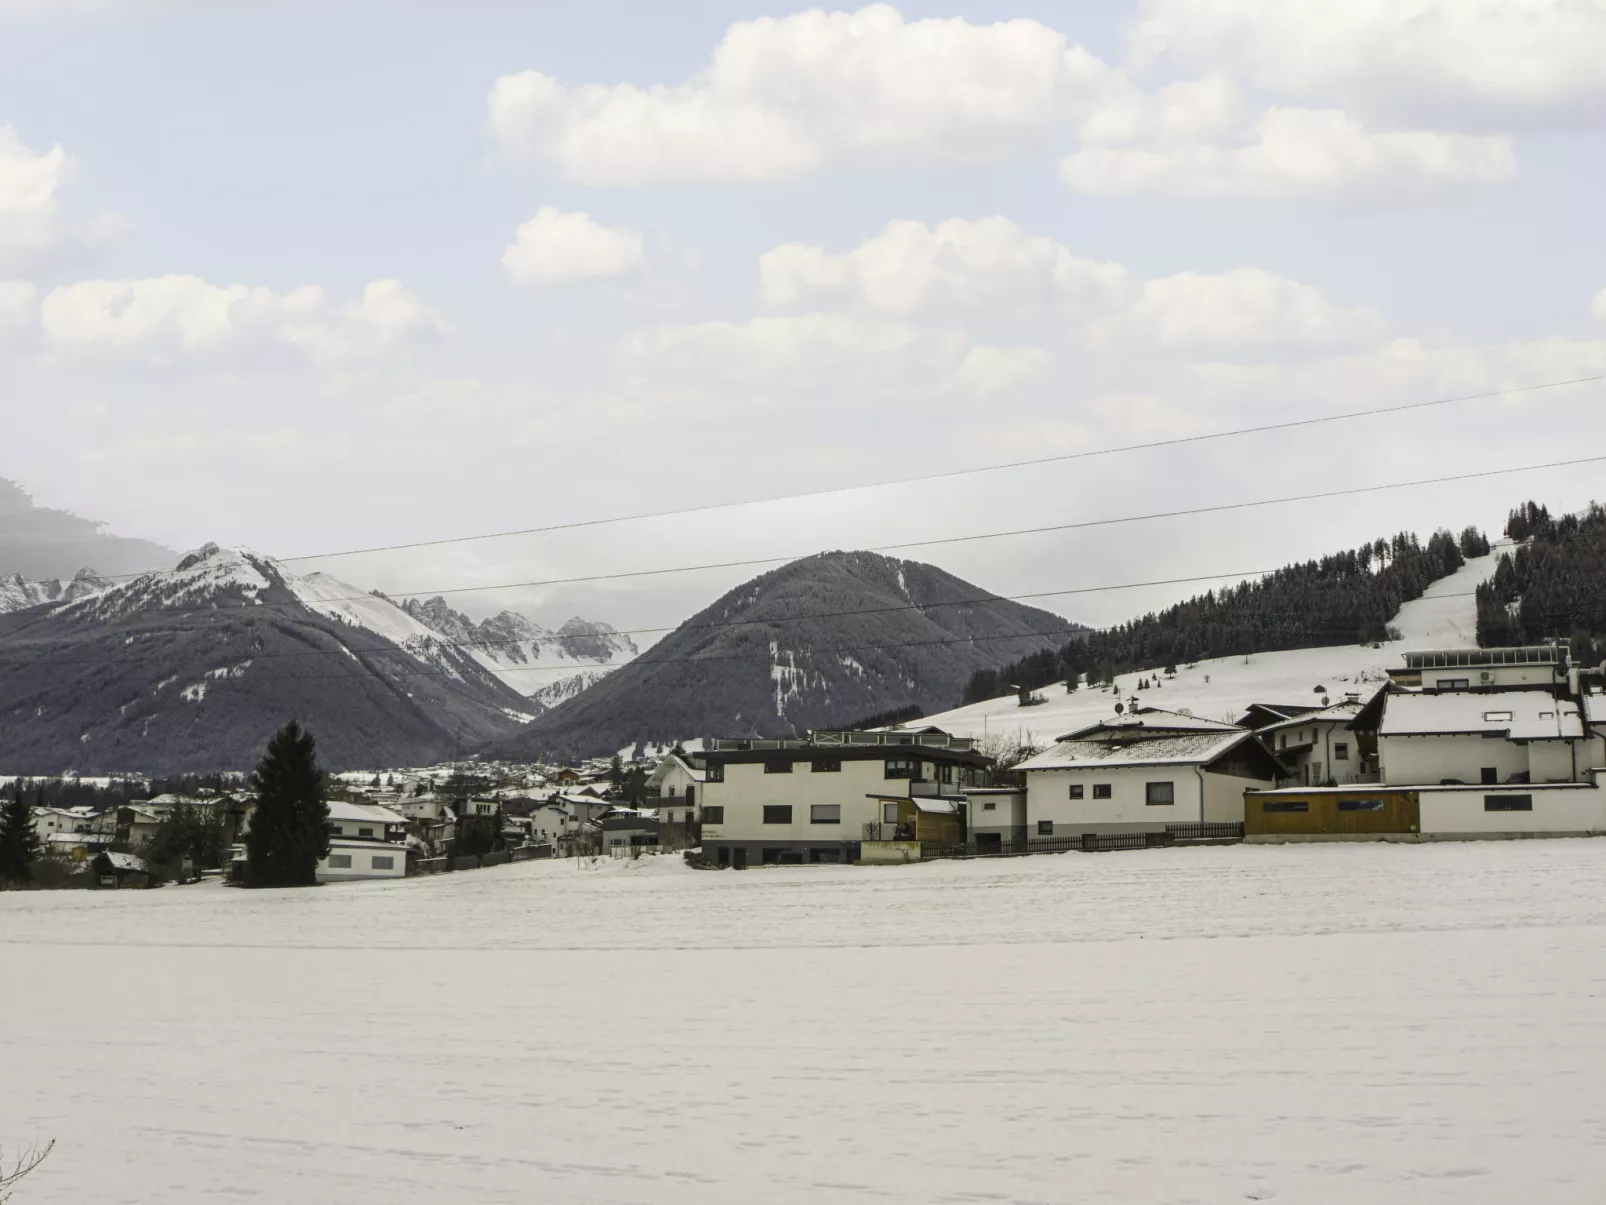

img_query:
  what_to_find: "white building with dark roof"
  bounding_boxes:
[1016,710,1284,840]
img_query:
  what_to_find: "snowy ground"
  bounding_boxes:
[923,544,1507,747]
[5,838,1606,1204]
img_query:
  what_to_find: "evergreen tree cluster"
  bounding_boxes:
[0,782,43,885]
[1476,502,1606,657]
[845,703,926,730]
[964,528,1472,705]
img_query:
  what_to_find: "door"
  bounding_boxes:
[732,847,747,870]
[976,832,1002,854]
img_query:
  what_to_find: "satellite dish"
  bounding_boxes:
[1114,702,1124,714]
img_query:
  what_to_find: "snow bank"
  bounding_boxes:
[4,839,1606,1203]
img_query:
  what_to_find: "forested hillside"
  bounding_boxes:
[965,527,1481,704]
[1477,502,1606,660]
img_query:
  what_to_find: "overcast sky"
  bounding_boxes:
[3,0,1606,657]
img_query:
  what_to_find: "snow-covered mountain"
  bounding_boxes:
[0,544,541,774]
[0,568,112,614]
[394,596,636,702]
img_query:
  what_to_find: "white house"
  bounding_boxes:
[646,754,705,826]
[1017,709,1285,839]
[1255,696,1375,786]
[964,788,1026,854]
[698,728,992,868]
[318,800,409,883]
[1377,689,1589,786]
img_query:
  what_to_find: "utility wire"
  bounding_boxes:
[21,450,1596,616]
[77,371,1606,581]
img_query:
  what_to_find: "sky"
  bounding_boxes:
[3,0,1606,654]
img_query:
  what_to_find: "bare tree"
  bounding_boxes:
[0,1140,54,1201]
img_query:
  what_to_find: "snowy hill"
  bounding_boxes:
[0,544,539,774]
[0,568,112,615]
[920,544,1506,748]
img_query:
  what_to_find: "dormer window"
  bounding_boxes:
[1482,711,1514,723]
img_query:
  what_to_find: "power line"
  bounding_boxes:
[80,371,1606,581]
[46,450,1602,610]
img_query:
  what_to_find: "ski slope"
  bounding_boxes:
[923,544,1507,746]
[4,840,1606,1203]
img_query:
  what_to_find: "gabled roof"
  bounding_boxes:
[1257,698,1367,735]
[327,799,406,825]
[646,754,705,786]
[1380,690,1584,741]
[1056,707,1241,742]
[1236,703,1319,729]
[97,851,150,872]
[1018,729,1256,771]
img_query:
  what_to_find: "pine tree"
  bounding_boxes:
[0,781,43,885]
[244,721,330,888]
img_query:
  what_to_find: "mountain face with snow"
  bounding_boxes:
[395,596,636,701]
[0,545,540,774]
[483,550,1082,762]
[0,569,112,615]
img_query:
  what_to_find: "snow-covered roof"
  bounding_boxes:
[1584,693,1606,727]
[1057,707,1242,742]
[1258,698,1367,734]
[99,851,150,872]
[1018,730,1253,771]
[327,799,406,825]
[646,754,705,786]
[1380,691,1585,741]
[911,797,960,815]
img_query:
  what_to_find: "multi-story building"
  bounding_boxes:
[698,728,993,868]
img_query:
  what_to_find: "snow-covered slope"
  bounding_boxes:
[0,568,111,615]
[392,596,638,702]
[921,544,1508,747]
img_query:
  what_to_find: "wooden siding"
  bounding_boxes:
[1244,789,1420,836]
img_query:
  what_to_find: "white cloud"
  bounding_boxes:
[1062,106,1513,198]
[759,217,1127,316]
[488,5,1122,183]
[281,278,449,367]
[0,279,36,331]
[502,207,645,285]
[0,124,71,260]
[1130,0,1606,114]
[1086,268,1387,352]
[626,312,1047,400]
[39,275,445,367]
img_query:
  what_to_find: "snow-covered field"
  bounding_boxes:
[924,544,1506,747]
[5,839,1606,1203]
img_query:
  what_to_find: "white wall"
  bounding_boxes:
[1422,666,1556,690]
[968,792,1025,832]
[1203,772,1267,822]
[1529,742,1579,783]
[1026,766,1202,835]
[1418,783,1606,835]
[701,759,906,843]
[1381,734,1529,786]
[317,841,406,882]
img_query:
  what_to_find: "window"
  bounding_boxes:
[1336,799,1384,812]
[1037,820,1053,835]
[358,826,374,838]
[1485,794,1533,812]
[764,759,793,774]
[1069,784,1084,800]
[810,804,841,824]
[762,805,793,824]
[884,757,915,779]
[371,855,394,870]
[937,763,954,784]
[1262,801,1309,813]
[1092,784,1112,799]
[883,802,900,824]
[1481,767,1499,785]
[1443,678,1470,690]
[1145,782,1175,806]
[1334,743,1349,761]
[982,801,996,811]
[705,763,724,783]
[702,806,724,825]
[327,854,352,868]
[810,757,841,773]
[1483,710,1514,723]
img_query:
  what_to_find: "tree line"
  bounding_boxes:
[964,526,1482,704]
[1476,501,1606,662]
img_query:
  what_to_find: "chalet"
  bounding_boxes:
[646,754,705,825]
[92,850,154,889]
[1016,708,1284,840]
[698,728,993,868]
[1254,695,1376,786]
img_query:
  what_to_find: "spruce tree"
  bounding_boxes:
[244,720,330,888]
[0,781,43,885]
